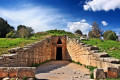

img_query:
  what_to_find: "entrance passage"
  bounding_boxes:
[56,47,62,60]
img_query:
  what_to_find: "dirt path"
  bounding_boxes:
[35,61,90,80]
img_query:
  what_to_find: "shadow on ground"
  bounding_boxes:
[35,61,70,74]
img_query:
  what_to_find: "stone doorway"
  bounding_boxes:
[56,47,62,60]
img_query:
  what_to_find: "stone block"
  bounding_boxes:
[104,57,120,63]
[92,52,109,58]
[90,47,99,50]
[0,67,8,78]
[17,67,36,78]
[94,69,106,79]
[9,67,18,78]
[117,66,120,77]
[107,67,118,78]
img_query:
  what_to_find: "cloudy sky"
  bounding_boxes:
[0,0,120,35]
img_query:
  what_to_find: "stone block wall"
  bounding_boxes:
[0,37,52,67]
[0,37,52,78]
[0,35,67,78]
[0,67,36,78]
[66,36,120,79]
[0,35,120,79]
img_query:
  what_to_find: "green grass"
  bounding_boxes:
[0,33,50,55]
[46,29,76,38]
[82,39,120,59]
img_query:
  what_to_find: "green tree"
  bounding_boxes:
[0,17,14,37]
[6,31,17,38]
[17,25,34,38]
[88,22,102,38]
[103,30,118,40]
[75,30,82,35]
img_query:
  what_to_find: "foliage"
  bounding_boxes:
[23,76,28,80]
[82,39,120,59]
[0,33,50,55]
[0,17,14,38]
[17,25,34,38]
[6,31,17,38]
[103,30,118,40]
[75,30,82,35]
[106,78,120,80]
[46,29,76,38]
[88,22,102,38]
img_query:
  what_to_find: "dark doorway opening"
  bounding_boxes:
[57,38,62,44]
[56,47,62,60]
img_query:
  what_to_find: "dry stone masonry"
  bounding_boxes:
[0,35,120,79]
[67,37,120,79]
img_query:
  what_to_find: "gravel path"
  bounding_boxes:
[35,61,90,80]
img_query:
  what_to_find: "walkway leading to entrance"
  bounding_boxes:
[35,61,90,80]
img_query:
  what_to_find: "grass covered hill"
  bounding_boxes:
[82,39,120,59]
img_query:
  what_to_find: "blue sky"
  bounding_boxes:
[0,0,120,35]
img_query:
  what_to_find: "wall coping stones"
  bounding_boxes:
[92,52,109,58]
[103,58,120,64]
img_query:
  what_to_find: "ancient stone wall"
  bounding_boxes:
[0,67,36,78]
[66,36,120,79]
[0,35,120,79]
[0,38,52,67]
[0,35,67,78]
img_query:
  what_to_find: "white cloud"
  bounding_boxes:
[0,5,68,32]
[102,21,108,26]
[83,0,120,11]
[80,19,86,23]
[67,19,91,34]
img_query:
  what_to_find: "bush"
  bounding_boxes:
[23,77,28,80]
[6,31,17,38]
[103,30,118,40]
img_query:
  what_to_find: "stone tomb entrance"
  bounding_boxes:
[56,38,62,60]
[51,36,67,60]
[56,47,62,60]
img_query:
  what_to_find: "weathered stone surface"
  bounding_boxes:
[17,67,36,78]
[9,67,18,78]
[104,57,120,63]
[2,77,9,80]
[0,68,8,78]
[107,67,118,78]
[92,52,109,58]
[94,69,106,79]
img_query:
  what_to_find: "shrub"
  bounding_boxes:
[6,31,17,38]
[103,30,118,40]
[23,77,28,80]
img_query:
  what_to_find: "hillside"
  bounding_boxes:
[82,39,120,59]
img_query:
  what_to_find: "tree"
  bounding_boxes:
[75,30,82,35]
[17,25,34,38]
[103,30,118,40]
[6,31,17,38]
[0,17,14,37]
[88,22,102,38]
